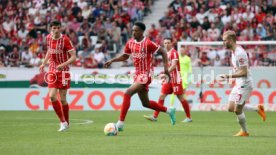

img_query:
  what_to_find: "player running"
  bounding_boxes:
[39,21,76,132]
[104,22,176,132]
[219,30,266,137]
[143,38,191,123]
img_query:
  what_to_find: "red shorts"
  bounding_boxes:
[161,82,184,95]
[46,71,71,89]
[134,74,152,92]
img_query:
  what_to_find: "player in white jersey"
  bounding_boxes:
[219,30,266,137]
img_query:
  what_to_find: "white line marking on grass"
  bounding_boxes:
[13,117,93,125]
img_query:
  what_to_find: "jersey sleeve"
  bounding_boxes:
[236,52,249,67]
[147,40,160,53]
[64,36,75,52]
[124,41,131,55]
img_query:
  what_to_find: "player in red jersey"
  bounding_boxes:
[39,21,76,132]
[144,38,192,122]
[104,22,176,131]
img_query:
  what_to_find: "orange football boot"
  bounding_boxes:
[233,130,249,137]
[258,105,266,122]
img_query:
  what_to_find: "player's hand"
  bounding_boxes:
[56,64,64,71]
[218,74,228,81]
[164,70,171,83]
[104,60,112,68]
[39,64,45,73]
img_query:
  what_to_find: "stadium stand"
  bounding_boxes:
[0,0,275,68]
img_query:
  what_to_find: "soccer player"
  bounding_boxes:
[169,46,192,123]
[104,22,176,131]
[143,38,191,122]
[39,21,76,132]
[219,30,266,136]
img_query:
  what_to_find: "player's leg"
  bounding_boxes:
[228,86,247,136]
[243,104,266,121]
[116,82,144,131]
[231,86,253,136]
[228,101,235,112]
[177,94,192,123]
[49,88,68,131]
[153,94,167,118]
[169,94,176,107]
[144,82,171,121]
[49,88,65,123]
[59,89,69,125]
[138,88,176,125]
[144,93,168,121]
[233,103,249,136]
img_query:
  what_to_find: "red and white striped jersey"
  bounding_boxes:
[46,34,75,72]
[124,37,160,76]
[168,48,181,84]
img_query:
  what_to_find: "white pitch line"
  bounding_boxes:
[13,117,93,125]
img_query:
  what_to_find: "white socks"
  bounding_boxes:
[237,113,247,133]
[117,120,124,127]
[166,108,171,114]
[243,105,258,112]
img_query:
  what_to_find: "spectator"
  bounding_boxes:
[212,54,222,66]
[259,53,272,66]
[208,23,220,41]
[29,52,41,67]
[21,47,33,66]
[196,8,209,24]
[109,22,121,53]
[198,51,211,66]
[201,16,211,31]
[17,26,29,42]
[148,24,159,42]
[83,53,97,68]
[93,44,105,68]
[8,46,20,67]
[214,16,224,31]
[222,51,231,66]
[256,24,267,38]
[0,46,6,67]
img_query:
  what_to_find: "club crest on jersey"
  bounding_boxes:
[239,58,245,65]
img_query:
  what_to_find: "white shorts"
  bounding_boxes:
[229,84,253,105]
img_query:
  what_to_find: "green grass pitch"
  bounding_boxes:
[0,111,275,155]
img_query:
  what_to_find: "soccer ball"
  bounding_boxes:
[104,123,118,136]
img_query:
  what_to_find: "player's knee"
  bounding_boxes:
[49,95,57,102]
[234,110,242,115]
[159,95,166,100]
[228,107,234,112]
[60,99,67,104]
[141,101,149,108]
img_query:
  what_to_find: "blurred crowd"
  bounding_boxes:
[0,0,153,68]
[0,0,275,68]
[147,0,276,67]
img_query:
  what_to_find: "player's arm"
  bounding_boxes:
[39,51,50,72]
[220,54,248,79]
[59,50,77,67]
[104,54,130,68]
[168,60,178,73]
[222,66,247,79]
[157,47,170,80]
